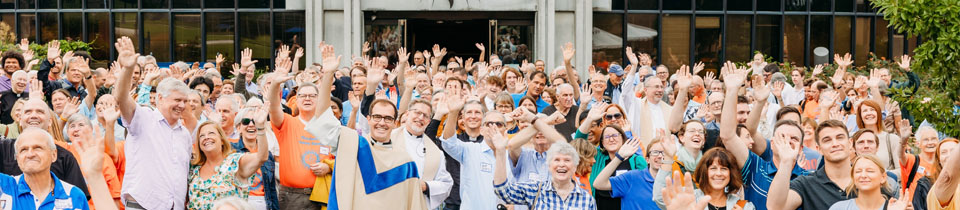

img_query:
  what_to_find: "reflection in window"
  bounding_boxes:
[143,0,169,8]
[695,16,721,70]
[174,0,199,8]
[783,16,805,66]
[728,0,751,11]
[857,0,872,12]
[628,0,656,10]
[38,13,57,43]
[892,33,905,59]
[757,0,779,11]
[174,13,201,62]
[855,17,869,66]
[662,14,690,70]
[726,15,751,62]
[495,25,533,64]
[63,0,81,8]
[907,36,917,56]
[86,0,105,8]
[18,0,33,8]
[274,12,305,67]
[875,18,889,59]
[696,0,721,10]
[627,14,658,64]
[239,13,270,65]
[663,0,690,10]
[0,14,13,33]
[0,0,12,9]
[756,16,780,60]
[86,13,110,63]
[19,14,35,41]
[63,13,83,41]
[786,0,805,11]
[38,0,54,9]
[144,13,170,61]
[205,0,233,8]
[592,13,623,70]
[834,16,852,57]
[205,13,234,64]
[811,0,830,11]
[240,0,269,8]
[363,24,403,63]
[836,0,854,12]
[114,0,136,8]
[809,16,829,65]
[114,13,138,48]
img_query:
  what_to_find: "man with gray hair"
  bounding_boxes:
[113,36,197,210]
[216,96,241,140]
[12,128,89,210]
[0,70,29,124]
[541,83,578,141]
[37,40,96,100]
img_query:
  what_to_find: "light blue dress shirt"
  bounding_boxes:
[440,135,507,210]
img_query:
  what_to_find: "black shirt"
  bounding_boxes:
[0,90,27,124]
[789,166,894,210]
[541,105,578,142]
[0,138,89,199]
[595,157,633,210]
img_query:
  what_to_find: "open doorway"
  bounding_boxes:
[408,19,488,61]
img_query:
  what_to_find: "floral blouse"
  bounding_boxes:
[187,153,253,210]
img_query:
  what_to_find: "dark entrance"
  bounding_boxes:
[407,19,488,59]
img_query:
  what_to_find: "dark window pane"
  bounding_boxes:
[834,16,852,57]
[836,0,853,12]
[63,13,83,41]
[592,13,623,69]
[907,36,917,56]
[811,0,830,11]
[756,15,781,60]
[783,15,805,66]
[612,0,624,10]
[855,17,869,66]
[174,13,201,62]
[274,12,305,66]
[18,14,35,41]
[695,16,721,70]
[114,0,135,8]
[662,14,690,70]
[875,18,889,59]
[18,0,33,8]
[857,0,872,12]
[205,13,234,64]
[758,0,779,11]
[205,0,233,8]
[628,0,656,10]
[0,0,12,9]
[274,0,284,8]
[38,13,57,43]
[893,33,906,59]
[63,0,80,8]
[664,0,690,10]
[143,0,168,8]
[786,0,805,11]
[173,0,199,8]
[143,13,170,61]
[626,14,658,63]
[726,15,751,63]
[87,13,110,65]
[114,12,138,49]
[239,0,268,8]
[728,0,751,10]
[495,25,534,65]
[239,12,269,65]
[86,0,105,8]
[38,0,54,8]
[696,0,721,10]
[810,16,830,65]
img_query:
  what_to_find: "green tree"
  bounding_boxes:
[873,0,960,137]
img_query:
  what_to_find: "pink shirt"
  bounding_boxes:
[121,106,194,210]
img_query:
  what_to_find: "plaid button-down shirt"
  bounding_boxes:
[495,179,597,210]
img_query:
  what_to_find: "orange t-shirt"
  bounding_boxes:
[575,173,592,194]
[273,114,333,188]
[114,141,126,183]
[801,100,820,120]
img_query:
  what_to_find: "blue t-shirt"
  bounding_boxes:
[14,172,88,210]
[610,169,659,210]
[510,92,550,113]
[741,147,810,210]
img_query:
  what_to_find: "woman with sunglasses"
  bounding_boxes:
[588,124,648,209]
[187,108,270,210]
[573,104,635,144]
[230,107,279,210]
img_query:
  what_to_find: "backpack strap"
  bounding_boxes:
[531,182,543,208]
[904,155,920,190]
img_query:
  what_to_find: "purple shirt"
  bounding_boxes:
[121,106,194,210]
[0,75,11,93]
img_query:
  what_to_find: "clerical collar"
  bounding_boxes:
[372,139,392,147]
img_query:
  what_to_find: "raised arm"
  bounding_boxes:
[267,72,292,128]
[932,133,960,206]
[113,37,141,123]
[747,76,771,155]
[237,108,270,180]
[292,47,304,75]
[99,105,121,163]
[476,43,486,63]
[491,126,511,186]
[78,58,97,110]
[561,42,581,99]
[315,44,341,118]
[593,138,642,190]
[73,125,119,210]
[719,68,750,168]
[766,132,804,210]
[439,92,465,139]
[577,103,606,137]
[668,65,693,133]
[365,58,387,96]
[429,45,447,77]
[535,112,568,141]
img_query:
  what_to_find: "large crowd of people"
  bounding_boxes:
[0,34,954,210]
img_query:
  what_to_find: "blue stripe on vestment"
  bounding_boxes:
[329,135,420,210]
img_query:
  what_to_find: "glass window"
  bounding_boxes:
[18,0,33,8]
[836,0,853,12]
[811,0,830,11]
[239,13,269,65]
[786,0,805,11]
[86,0,105,8]
[18,14,35,41]
[143,13,170,61]
[728,0,751,11]
[907,36,917,56]
[38,13,57,43]
[114,0,136,8]
[626,14,658,64]
[205,0,233,8]
[87,13,110,64]
[855,17,869,66]
[174,13,201,62]
[696,0,721,11]
[239,0,269,8]
[592,13,623,70]
[758,0,779,11]
[274,12,305,65]
[726,15,751,63]
[63,0,81,8]
[892,33,906,59]
[62,13,83,41]
[834,16,852,57]
[143,0,168,8]
[661,14,690,70]
[0,14,13,33]
[695,16,721,70]
[173,0,199,8]
[205,13,234,64]
[274,0,284,8]
[38,0,54,8]
[0,0,12,9]
[663,0,690,10]
[495,24,534,65]
[809,16,829,65]
[857,0,872,12]
[783,15,805,66]
[628,0,656,10]
[114,13,138,49]
[756,15,781,60]
[875,18,889,59]
[612,0,624,10]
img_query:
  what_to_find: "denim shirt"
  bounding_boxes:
[231,138,278,210]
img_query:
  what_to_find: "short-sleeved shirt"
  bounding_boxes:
[513,148,548,183]
[187,153,254,210]
[272,114,333,188]
[0,173,16,210]
[828,199,883,210]
[14,172,89,210]
[790,167,854,210]
[610,169,658,210]
[927,183,960,210]
[511,91,550,113]
[121,106,194,210]
[741,149,810,210]
[540,105,578,142]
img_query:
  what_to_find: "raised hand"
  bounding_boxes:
[276,45,291,62]
[663,171,711,210]
[659,129,678,158]
[454,56,464,66]
[115,37,139,69]
[28,79,43,100]
[349,92,362,109]
[18,38,29,51]
[252,108,268,126]
[73,124,105,176]
[771,81,785,99]
[617,139,642,159]
[752,75,770,101]
[475,43,485,52]
[397,47,410,64]
[867,69,883,88]
[831,66,846,87]
[579,84,593,104]
[215,53,225,66]
[625,47,639,66]
[586,103,608,121]
[366,57,387,84]
[812,64,824,77]
[100,105,121,124]
[675,65,693,89]
[703,71,716,89]
[431,44,447,64]
[835,53,853,69]
[562,42,575,62]
[899,119,912,139]
[484,126,508,150]
[22,50,34,64]
[445,91,466,112]
[362,41,371,54]
[773,132,801,165]
[723,63,748,90]
[639,53,652,67]
[319,44,341,74]
[275,59,292,75]
[230,63,243,77]
[692,62,705,75]
[240,48,258,69]
[61,97,81,119]
[545,111,567,125]
[898,55,911,71]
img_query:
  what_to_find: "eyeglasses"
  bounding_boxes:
[648,150,664,157]
[603,134,621,140]
[369,114,396,123]
[484,121,506,128]
[496,104,513,110]
[408,110,429,119]
[240,118,255,125]
[298,94,319,99]
[686,128,705,135]
[604,113,623,120]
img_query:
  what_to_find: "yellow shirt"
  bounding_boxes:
[928,183,960,210]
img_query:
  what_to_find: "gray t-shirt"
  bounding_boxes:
[828,199,884,210]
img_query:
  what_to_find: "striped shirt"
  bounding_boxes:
[495,179,596,210]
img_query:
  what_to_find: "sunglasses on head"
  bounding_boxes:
[241,118,255,125]
[604,113,623,120]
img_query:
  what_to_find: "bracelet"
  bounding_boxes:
[615,153,629,161]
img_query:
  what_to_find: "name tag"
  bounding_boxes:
[527,173,541,182]
[53,199,72,210]
[481,163,493,173]
[615,170,628,176]
[319,146,331,155]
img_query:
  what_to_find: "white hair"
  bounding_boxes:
[14,128,56,156]
[916,126,939,140]
[234,107,255,126]
[171,61,189,72]
[157,77,191,97]
[11,70,26,79]
[546,142,580,168]
[217,95,240,112]
[211,197,254,210]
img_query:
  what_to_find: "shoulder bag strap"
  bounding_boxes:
[531,182,543,209]
[884,133,896,170]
